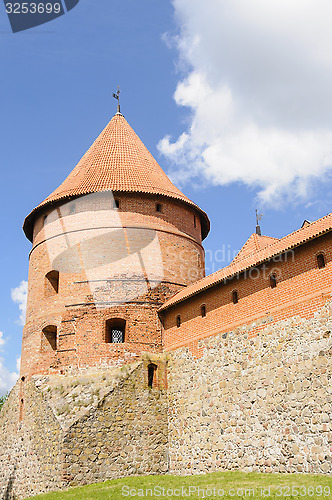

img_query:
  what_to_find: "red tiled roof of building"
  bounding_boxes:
[23,113,210,241]
[159,215,332,312]
[232,233,279,263]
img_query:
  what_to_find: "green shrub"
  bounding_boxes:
[0,392,9,411]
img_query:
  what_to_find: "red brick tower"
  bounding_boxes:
[20,111,210,378]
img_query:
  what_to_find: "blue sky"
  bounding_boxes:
[1,0,332,394]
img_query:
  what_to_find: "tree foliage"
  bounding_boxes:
[0,392,8,411]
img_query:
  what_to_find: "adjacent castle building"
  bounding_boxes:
[1,109,331,499]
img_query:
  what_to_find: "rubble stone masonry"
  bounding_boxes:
[0,357,168,499]
[167,299,332,475]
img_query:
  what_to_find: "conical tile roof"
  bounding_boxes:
[23,113,210,241]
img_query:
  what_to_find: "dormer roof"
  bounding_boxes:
[232,233,279,264]
[23,113,210,241]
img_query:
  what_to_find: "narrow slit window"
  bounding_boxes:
[194,215,197,228]
[41,325,57,352]
[45,270,59,296]
[176,315,181,328]
[232,290,238,304]
[114,199,120,209]
[106,319,126,343]
[270,274,277,288]
[148,363,157,388]
[19,398,24,421]
[201,304,206,317]
[156,203,162,212]
[317,253,326,269]
[69,202,76,215]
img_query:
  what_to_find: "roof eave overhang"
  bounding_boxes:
[23,189,210,242]
[158,226,332,314]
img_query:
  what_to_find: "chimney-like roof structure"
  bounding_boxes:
[23,113,210,241]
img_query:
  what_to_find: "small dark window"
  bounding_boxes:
[114,199,120,209]
[148,363,157,388]
[106,319,126,343]
[317,253,326,269]
[19,398,24,420]
[201,305,206,317]
[270,274,277,288]
[176,315,181,328]
[45,270,59,295]
[156,203,162,212]
[41,325,57,352]
[232,291,238,304]
[69,202,76,215]
[21,376,25,382]
[194,215,197,228]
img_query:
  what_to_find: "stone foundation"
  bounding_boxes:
[0,355,168,499]
[167,301,332,475]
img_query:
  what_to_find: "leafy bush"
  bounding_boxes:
[0,392,9,411]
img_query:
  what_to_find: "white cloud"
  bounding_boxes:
[0,332,18,396]
[159,0,332,205]
[0,359,18,395]
[0,331,5,350]
[11,281,28,326]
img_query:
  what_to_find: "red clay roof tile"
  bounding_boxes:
[232,233,279,263]
[159,214,332,312]
[23,113,209,241]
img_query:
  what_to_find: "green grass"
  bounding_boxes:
[24,471,332,499]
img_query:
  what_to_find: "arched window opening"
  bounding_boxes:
[317,253,326,269]
[201,304,206,317]
[194,215,197,228]
[105,319,126,343]
[232,290,238,304]
[41,325,57,352]
[45,270,59,296]
[156,203,162,212]
[176,315,181,328]
[148,363,157,388]
[270,274,277,289]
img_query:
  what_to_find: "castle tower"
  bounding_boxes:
[21,111,210,379]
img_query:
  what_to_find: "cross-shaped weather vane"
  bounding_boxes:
[113,86,121,114]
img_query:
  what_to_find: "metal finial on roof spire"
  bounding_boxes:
[113,86,121,114]
[255,209,263,236]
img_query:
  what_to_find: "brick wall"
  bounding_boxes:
[21,191,205,379]
[162,232,332,355]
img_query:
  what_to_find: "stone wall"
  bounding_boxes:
[167,300,332,475]
[0,356,168,499]
[0,380,62,500]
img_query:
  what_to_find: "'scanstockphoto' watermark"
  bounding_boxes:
[121,484,331,497]
[3,0,79,33]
